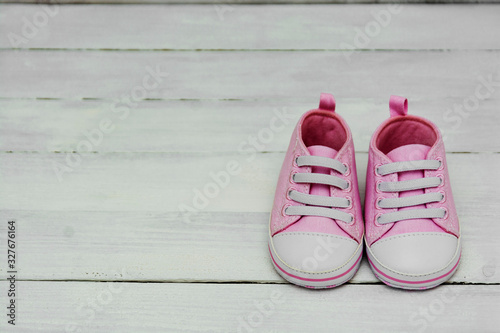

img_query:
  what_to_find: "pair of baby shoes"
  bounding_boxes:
[268,93,461,290]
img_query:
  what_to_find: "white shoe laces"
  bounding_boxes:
[376,160,446,224]
[284,155,353,224]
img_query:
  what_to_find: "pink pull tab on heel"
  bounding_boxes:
[389,95,408,117]
[319,93,336,112]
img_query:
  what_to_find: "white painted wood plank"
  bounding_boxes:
[1,50,499,100]
[0,210,497,283]
[1,4,500,50]
[0,152,496,214]
[0,282,498,332]
[0,153,497,282]
[1,0,497,4]
[1,98,499,153]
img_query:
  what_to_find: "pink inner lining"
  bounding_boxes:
[301,113,347,151]
[377,118,437,154]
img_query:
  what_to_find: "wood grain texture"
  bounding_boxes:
[1,4,500,50]
[0,210,497,284]
[0,282,499,333]
[1,0,499,4]
[1,98,499,153]
[1,152,496,214]
[1,50,500,100]
[0,3,498,332]
[0,153,497,283]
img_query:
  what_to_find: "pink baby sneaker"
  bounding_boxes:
[365,96,461,290]
[268,93,364,289]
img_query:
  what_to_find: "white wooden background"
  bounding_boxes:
[0,3,500,332]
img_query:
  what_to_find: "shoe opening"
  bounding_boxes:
[301,112,347,151]
[376,117,437,155]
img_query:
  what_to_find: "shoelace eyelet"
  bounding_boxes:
[342,180,352,192]
[438,191,446,203]
[438,207,449,220]
[375,163,383,176]
[286,188,296,200]
[375,213,383,225]
[282,204,291,217]
[342,163,350,176]
[436,158,444,171]
[345,196,353,209]
[293,155,300,167]
[437,175,445,187]
[376,197,384,209]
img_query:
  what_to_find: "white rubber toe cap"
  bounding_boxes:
[370,232,459,275]
[272,232,358,273]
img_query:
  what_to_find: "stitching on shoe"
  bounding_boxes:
[274,232,358,244]
[374,232,456,246]
[276,253,359,276]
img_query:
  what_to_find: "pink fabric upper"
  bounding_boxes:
[364,96,460,246]
[285,145,350,237]
[383,144,445,237]
[270,93,364,243]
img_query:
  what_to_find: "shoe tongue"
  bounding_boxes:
[306,145,337,199]
[307,145,338,159]
[386,144,429,162]
[383,144,444,237]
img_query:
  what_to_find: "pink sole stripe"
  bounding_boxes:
[268,245,362,282]
[367,254,461,285]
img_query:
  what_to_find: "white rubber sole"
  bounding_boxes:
[366,237,461,290]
